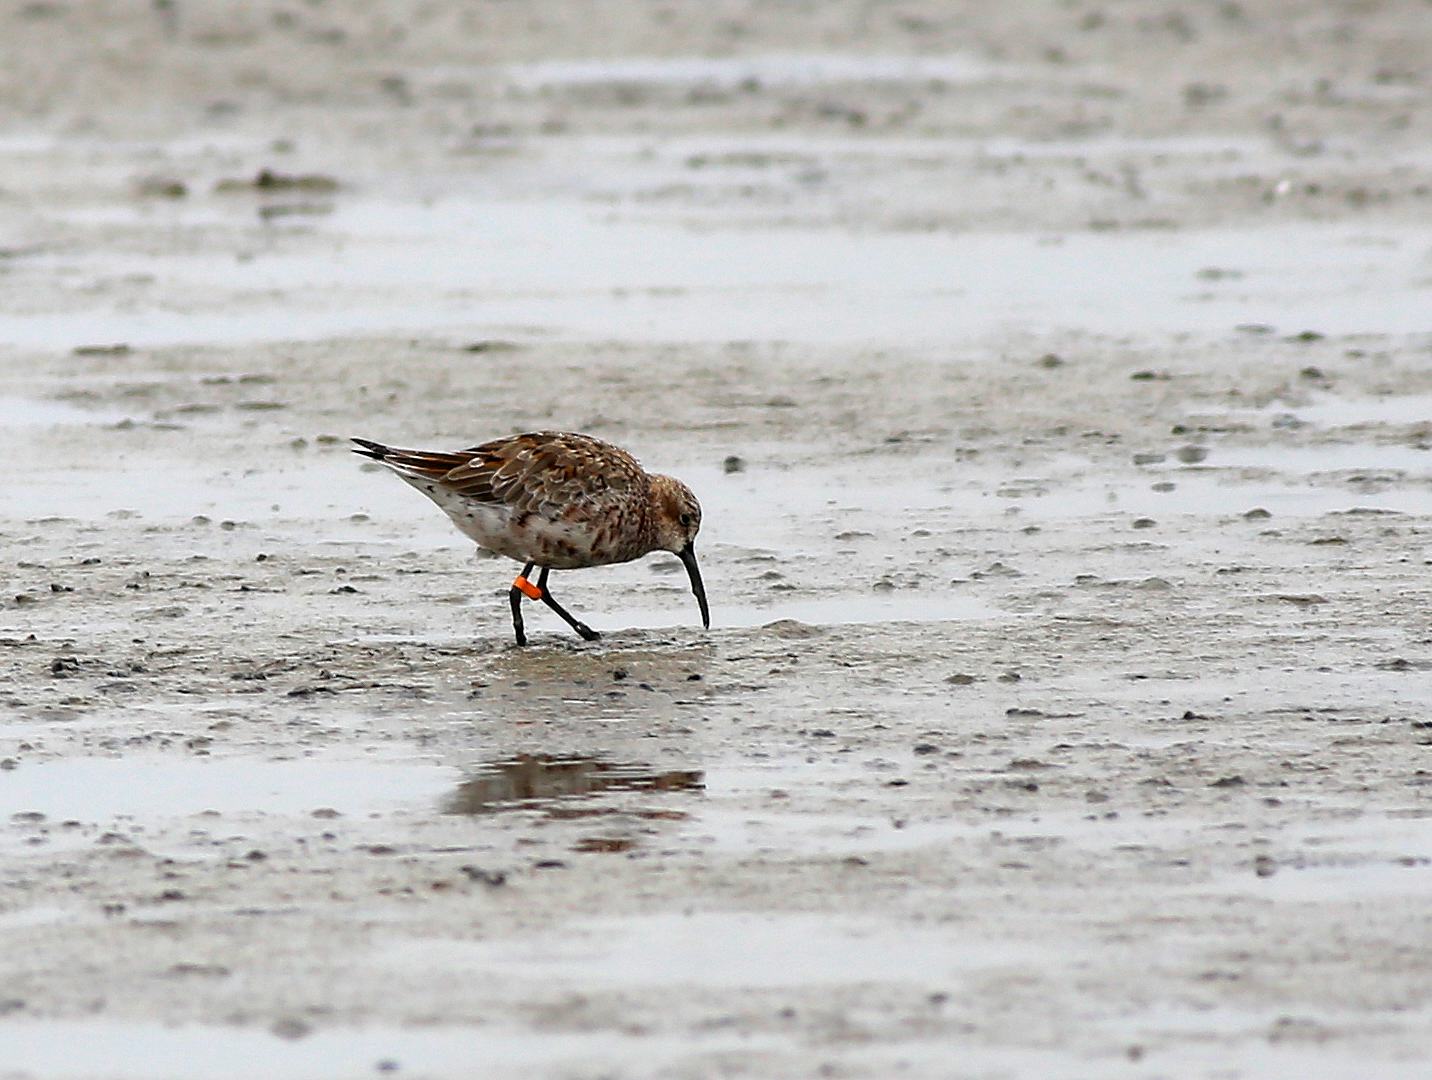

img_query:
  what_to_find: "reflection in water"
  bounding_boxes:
[444,755,704,816]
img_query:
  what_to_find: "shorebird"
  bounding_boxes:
[352,431,708,646]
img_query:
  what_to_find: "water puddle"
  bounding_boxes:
[0,395,127,429]
[0,756,454,824]
[1209,442,1432,476]
[1202,814,1432,903]
[1239,861,1432,902]
[444,755,703,815]
[1031,466,1432,518]
[505,52,1014,90]
[391,911,1036,990]
[690,807,983,858]
[0,1021,771,1080]
[1216,393,1432,431]
[7,194,1431,348]
[1284,394,1432,429]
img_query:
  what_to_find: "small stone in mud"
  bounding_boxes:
[945,674,976,685]
[460,866,506,886]
[1299,366,1326,380]
[1244,507,1272,519]
[1132,452,1165,465]
[574,836,635,853]
[271,1018,312,1040]
[1287,329,1325,343]
[763,619,821,638]
[1254,854,1277,877]
[722,455,746,473]
[1174,445,1208,463]
[1129,369,1170,381]
[972,561,1021,578]
[462,340,521,353]
[72,343,132,356]
[136,177,187,199]
[997,671,1021,683]
[1132,518,1156,529]
[1037,353,1064,368]
[1151,481,1176,492]
[1210,775,1246,788]
[216,169,339,194]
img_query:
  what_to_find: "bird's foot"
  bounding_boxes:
[575,623,601,642]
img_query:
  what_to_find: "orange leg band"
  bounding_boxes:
[514,575,544,601]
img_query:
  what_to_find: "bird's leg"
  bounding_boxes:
[509,561,536,646]
[536,567,601,642]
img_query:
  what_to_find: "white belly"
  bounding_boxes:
[404,476,605,570]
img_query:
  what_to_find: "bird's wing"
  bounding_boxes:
[442,432,647,519]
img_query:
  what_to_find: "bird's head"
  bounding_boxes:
[650,474,708,629]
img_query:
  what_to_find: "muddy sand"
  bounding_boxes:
[3,2,1432,1077]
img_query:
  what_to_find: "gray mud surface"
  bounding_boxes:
[3,3,1432,1077]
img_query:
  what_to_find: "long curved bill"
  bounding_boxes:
[677,544,710,629]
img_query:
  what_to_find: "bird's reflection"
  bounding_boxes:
[444,754,704,816]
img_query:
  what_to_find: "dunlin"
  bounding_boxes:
[352,431,708,645]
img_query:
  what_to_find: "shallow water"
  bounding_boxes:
[390,910,1037,989]
[6,16,1432,1071]
[0,1021,773,1080]
[0,756,455,824]
[7,194,1431,349]
[504,52,1017,89]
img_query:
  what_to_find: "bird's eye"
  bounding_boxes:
[679,513,692,527]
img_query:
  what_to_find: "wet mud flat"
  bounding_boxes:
[4,2,1432,1078]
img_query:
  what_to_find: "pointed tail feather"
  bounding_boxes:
[350,437,472,479]
[350,437,392,461]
